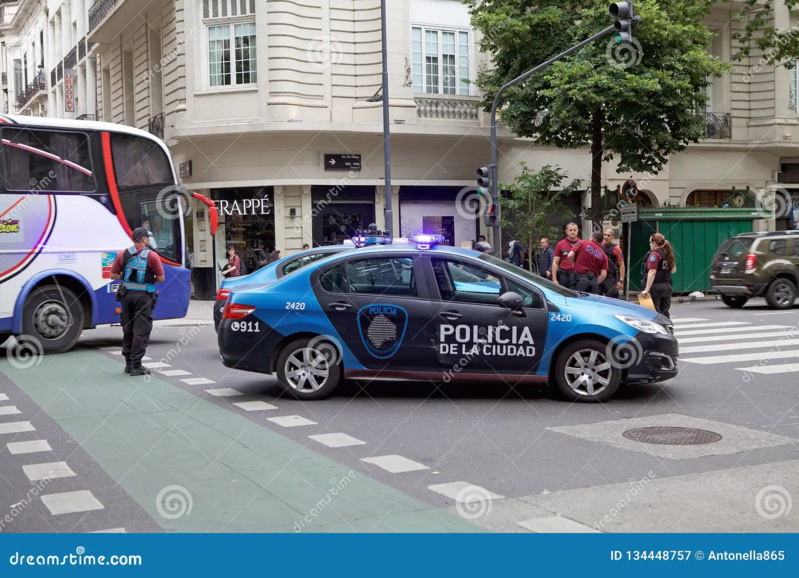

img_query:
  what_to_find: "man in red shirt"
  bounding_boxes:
[552,222,581,289]
[568,231,608,294]
[110,227,165,376]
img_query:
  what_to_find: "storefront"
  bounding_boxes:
[212,187,276,274]
[398,186,479,247]
[311,186,376,246]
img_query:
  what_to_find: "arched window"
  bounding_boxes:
[685,190,732,207]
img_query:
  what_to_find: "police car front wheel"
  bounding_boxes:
[276,338,342,400]
[554,339,621,403]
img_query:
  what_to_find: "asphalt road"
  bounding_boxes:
[1,296,798,533]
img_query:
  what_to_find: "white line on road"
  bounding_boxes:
[309,433,366,448]
[142,362,170,369]
[682,349,799,365]
[204,388,241,397]
[159,369,193,377]
[184,378,216,386]
[0,421,35,435]
[91,528,127,533]
[735,363,799,375]
[41,491,104,515]
[0,394,8,401]
[679,330,797,344]
[7,440,52,455]
[671,321,750,330]
[670,318,710,324]
[362,455,429,473]
[23,461,75,481]
[680,338,799,354]
[674,325,789,337]
[233,401,278,412]
[517,516,600,533]
[428,481,505,502]
[0,406,21,416]
[267,415,317,428]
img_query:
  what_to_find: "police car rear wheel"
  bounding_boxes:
[21,285,84,354]
[276,338,341,400]
[554,339,621,403]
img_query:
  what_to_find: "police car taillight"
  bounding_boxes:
[216,288,231,300]
[745,254,757,272]
[222,302,256,320]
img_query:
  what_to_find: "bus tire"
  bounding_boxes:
[21,285,84,354]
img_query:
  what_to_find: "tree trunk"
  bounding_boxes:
[590,110,603,230]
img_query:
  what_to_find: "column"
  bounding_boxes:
[273,185,285,253]
[302,185,313,247]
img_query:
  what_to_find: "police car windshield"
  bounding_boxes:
[477,254,578,297]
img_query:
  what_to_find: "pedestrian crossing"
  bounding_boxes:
[673,317,799,375]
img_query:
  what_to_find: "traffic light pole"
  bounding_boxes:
[380,0,393,237]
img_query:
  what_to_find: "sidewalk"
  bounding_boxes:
[154,300,215,328]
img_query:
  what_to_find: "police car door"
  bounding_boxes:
[426,256,548,379]
[311,253,437,375]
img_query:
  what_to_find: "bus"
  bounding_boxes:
[0,114,217,353]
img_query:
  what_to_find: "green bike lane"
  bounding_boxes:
[0,349,478,533]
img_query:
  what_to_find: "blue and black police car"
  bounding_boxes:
[218,235,678,403]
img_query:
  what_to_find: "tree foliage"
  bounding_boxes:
[732,1,799,65]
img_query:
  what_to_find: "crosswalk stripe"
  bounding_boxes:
[680,338,799,355]
[671,321,750,330]
[735,363,799,375]
[682,349,799,365]
[670,318,709,324]
[674,325,789,337]
[679,330,798,344]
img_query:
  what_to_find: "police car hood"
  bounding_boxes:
[561,292,659,321]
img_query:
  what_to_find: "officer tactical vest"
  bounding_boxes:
[653,249,671,285]
[122,247,156,292]
[602,243,620,278]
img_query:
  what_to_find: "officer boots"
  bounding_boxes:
[129,362,151,377]
[124,357,131,374]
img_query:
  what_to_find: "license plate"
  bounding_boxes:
[720,266,733,274]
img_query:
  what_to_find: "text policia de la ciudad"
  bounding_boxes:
[439,324,536,357]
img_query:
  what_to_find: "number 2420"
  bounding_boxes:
[550,313,572,323]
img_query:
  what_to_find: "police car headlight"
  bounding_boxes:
[614,315,669,335]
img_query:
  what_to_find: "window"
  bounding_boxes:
[769,239,787,256]
[13,59,22,101]
[432,258,501,304]
[282,252,331,276]
[506,279,544,309]
[792,240,799,258]
[0,128,95,192]
[141,200,182,264]
[110,134,173,191]
[320,263,349,293]
[412,26,470,95]
[348,258,417,297]
[203,0,257,88]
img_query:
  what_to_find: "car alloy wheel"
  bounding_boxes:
[284,345,330,393]
[276,338,342,400]
[554,338,622,403]
[766,278,797,310]
[564,349,613,397]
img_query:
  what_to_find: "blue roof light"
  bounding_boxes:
[412,234,446,249]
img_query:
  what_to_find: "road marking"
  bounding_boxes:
[517,516,600,533]
[428,481,505,502]
[674,325,789,337]
[308,433,366,448]
[682,349,799,365]
[91,528,127,533]
[362,455,429,473]
[23,461,75,481]
[670,318,709,323]
[267,415,317,428]
[0,394,8,401]
[735,363,799,375]
[0,405,21,416]
[184,378,216,386]
[680,338,799,354]
[142,362,170,369]
[0,421,35,435]
[99,347,121,351]
[679,330,797,344]
[204,388,241,397]
[41,490,104,515]
[159,369,193,377]
[759,311,799,316]
[671,321,750,330]
[109,351,123,355]
[232,401,278,412]
[7,440,52,455]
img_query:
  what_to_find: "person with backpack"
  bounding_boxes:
[222,245,242,278]
[599,228,625,298]
[640,233,677,318]
[508,239,525,266]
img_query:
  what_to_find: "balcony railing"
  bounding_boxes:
[416,95,481,122]
[704,112,732,139]
[76,114,96,121]
[16,72,47,110]
[89,0,120,32]
[64,47,77,71]
[149,112,165,140]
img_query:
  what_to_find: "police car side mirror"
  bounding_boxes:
[498,291,524,312]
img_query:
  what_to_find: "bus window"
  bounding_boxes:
[140,200,182,264]
[0,128,95,192]
[111,133,173,191]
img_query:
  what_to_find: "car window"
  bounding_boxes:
[283,252,331,275]
[320,263,350,293]
[506,279,544,309]
[347,257,417,297]
[475,253,577,297]
[769,239,787,256]
[717,238,752,257]
[432,258,501,304]
[792,240,799,257]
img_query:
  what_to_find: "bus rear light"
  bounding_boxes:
[745,254,757,272]
[216,288,231,300]
[223,302,256,320]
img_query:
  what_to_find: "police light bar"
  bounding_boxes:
[351,235,393,247]
[412,234,445,249]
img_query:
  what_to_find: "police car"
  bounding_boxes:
[218,235,678,403]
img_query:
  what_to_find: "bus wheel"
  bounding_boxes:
[22,285,84,354]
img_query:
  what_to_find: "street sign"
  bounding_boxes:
[620,202,638,223]
[324,154,361,171]
[64,69,74,113]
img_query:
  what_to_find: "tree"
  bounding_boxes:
[500,163,581,272]
[732,1,799,65]
[466,0,730,225]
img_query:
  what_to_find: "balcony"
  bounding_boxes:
[704,112,732,140]
[89,0,120,32]
[76,114,96,121]
[89,0,142,43]
[415,94,482,125]
[149,112,165,140]
[16,72,47,112]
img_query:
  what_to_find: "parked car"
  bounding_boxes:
[710,231,799,309]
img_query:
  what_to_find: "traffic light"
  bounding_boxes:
[609,2,633,44]
[477,166,492,197]
[484,203,497,227]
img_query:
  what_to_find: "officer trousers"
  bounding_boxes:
[650,283,672,319]
[121,291,154,364]
[575,273,599,294]
[557,270,576,290]
[600,276,620,298]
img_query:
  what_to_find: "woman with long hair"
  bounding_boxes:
[640,233,677,318]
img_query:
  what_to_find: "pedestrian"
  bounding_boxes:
[474,241,492,254]
[302,243,310,250]
[508,240,524,266]
[221,246,241,278]
[599,228,625,298]
[552,223,582,289]
[109,228,165,376]
[640,233,677,318]
[538,238,554,279]
[568,231,608,294]
[267,247,281,265]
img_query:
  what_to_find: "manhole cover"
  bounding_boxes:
[622,427,722,446]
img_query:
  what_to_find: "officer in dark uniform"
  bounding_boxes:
[640,232,676,318]
[110,227,165,376]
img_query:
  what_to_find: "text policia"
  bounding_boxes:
[439,324,536,357]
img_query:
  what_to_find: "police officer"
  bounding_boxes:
[110,227,165,376]
[552,223,581,289]
[640,233,677,318]
[567,231,608,294]
[599,228,625,298]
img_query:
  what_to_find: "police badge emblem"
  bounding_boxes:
[357,304,409,359]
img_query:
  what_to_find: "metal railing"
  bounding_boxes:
[15,72,47,110]
[89,0,121,31]
[704,112,732,139]
[149,112,165,139]
[415,95,481,121]
[64,47,77,71]
[76,114,96,121]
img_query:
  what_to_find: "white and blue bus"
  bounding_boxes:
[0,114,216,353]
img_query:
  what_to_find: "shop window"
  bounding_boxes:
[203,0,257,87]
[412,26,471,95]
